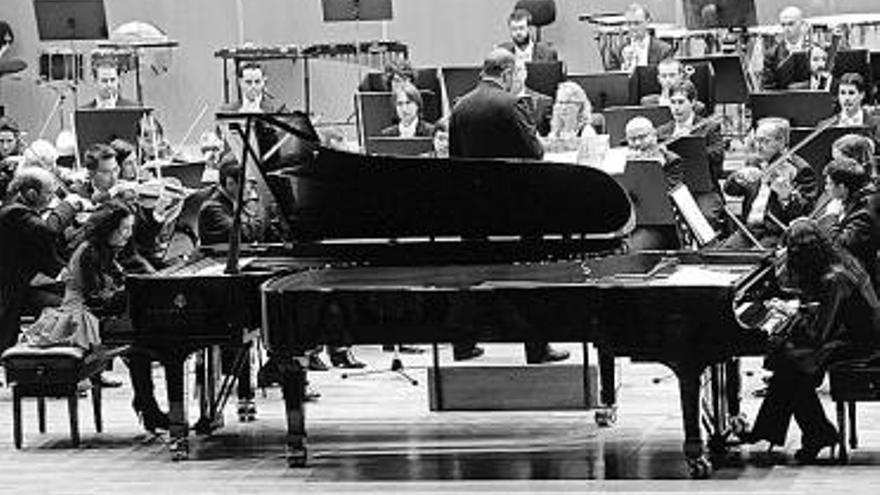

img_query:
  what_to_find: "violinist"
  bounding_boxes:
[723,117,818,248]
[657,80,725,229]
[820,157,880,286]
[0,117,23,161]
[818,73,880,146]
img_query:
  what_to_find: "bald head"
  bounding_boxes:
[482,48,516,91]
[625,117,657,152]
[779,6,806,43]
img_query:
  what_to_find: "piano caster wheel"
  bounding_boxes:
[728,415,750,437]
[170,438,190,462]
[287,447,308,467]
[237,401,257,422]
[686,456,712,479]
[594,408,617,427]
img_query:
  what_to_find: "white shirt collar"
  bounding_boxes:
[673,114,696,137]
[513,41,534,63]
[631,36,650,66]
[398,119,419,138]
[240,95,264,113]
[839,109,865,127]
[96,94,118,109]
[784,37,806,53]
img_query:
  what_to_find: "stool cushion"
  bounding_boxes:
[1,345,85,362]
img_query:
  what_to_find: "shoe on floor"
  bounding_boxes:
[526,345,570,364]
[330,350,366,369]
[453,345,485,361]
[307,353,329,372]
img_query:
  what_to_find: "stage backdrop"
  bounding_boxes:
[0,0,871,144]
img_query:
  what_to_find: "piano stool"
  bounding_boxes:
[828,359,880,463]
[0,345,103,449]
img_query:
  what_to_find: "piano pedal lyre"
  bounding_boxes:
[169,437,190,462]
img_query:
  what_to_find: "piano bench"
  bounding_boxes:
[828,360,880,463]
[0,345,103,449]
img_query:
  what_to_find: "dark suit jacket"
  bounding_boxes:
[0,202,74,351]
[724,153,818,236]
[80,96,139,109]
[449,79,543,160]
[761,39,811,90]
[497,41,558,62]
[198,186,263,246]
[607,37,674,71]
[818,109,880,147]
[656,115,724,187]
[831,186,880,286]
[380,119,435,137]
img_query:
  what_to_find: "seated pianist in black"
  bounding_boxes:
[818,72,880,145]
[447,47,567,364]
[656,79,725,231]
[722,117,818,249]
[623,116,683,251]
[738,219,880,464]
[380,82,435,138]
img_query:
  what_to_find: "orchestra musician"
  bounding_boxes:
[722,117,818,248]
[789,45,833,91]
[380,58,416,93]
[624,116,683,251]
[657,80,725,229]
[832,133,876,177]
[197,157,264,246]
[0,117,23,160]
[762,6,811,90]
[740,218,880,464]
[607,3,674,72]
[819,157,880,286]
[110,138,140,182]
[448,48,568,364]
[542,81,601,161]
[818,73,880,145]
[81,59,138,109]
[0,167,83,354]
[497,8,558,64]
[511,56,553,137]
[380,82,435,137]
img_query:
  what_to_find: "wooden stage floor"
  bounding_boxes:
[2,344,880,494]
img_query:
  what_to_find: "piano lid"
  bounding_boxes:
[223,111,635,248]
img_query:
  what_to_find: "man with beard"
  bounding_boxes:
[497,9,558,64]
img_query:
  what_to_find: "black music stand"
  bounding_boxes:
[617,161,676,227]
[441,66,482,109]
[526,61,564,98]
[775,51,810,89]
[667,135,714,194]
[680,55,749,103]
[749,90,834,127]
[74,107,151,161]
[33,0,109,41]
[567,72,631,111]
[791,125,871,175]
[366,137,434,156]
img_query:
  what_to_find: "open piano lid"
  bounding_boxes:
[242,111,635,260]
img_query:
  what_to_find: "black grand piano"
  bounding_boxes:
[119,111,778,477]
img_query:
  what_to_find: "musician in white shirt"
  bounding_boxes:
[81,61,138,109]
[819,73,880,145]
[608,3,673,72]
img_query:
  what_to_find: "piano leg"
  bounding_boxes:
[594,347,617,427]
[164,353,190,461]
[671,361,713,479]
[281,358,308,467]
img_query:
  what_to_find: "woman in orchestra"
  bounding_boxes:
[790,45,833,91]
[381,82,435,138]
[0,116,24,161]
[832,133,876,177]
[741,218,880,463]
[19,200,134,384]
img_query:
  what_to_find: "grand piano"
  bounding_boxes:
[119,110,779,477]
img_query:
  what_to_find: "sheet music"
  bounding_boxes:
[193,257,256,276]
[596,146,628,175]
[669,185,717,246]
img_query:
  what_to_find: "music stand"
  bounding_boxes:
[441,66,482,110]
[679,55,748,103]
[567,72,631,111]
[775,51,810,89]
[791,125,871,176]
[602,105,672,147]
[749,91,834,127]
[74,107,151,161]
[33,0,109,41]
[616,161,676,227]
[667,135,714,194]
[322,0,392,21]
[525,61,564,98]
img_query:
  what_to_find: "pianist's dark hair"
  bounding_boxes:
[839,72,866,94]
[83,143,117,171]
[83,200,133,247]
[509,8,533,24]
[782,218,863,295]
[826,157,868,196]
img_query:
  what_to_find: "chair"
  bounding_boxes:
[828,357,880,463]
[515,0,557,42]
[1,344,103,448]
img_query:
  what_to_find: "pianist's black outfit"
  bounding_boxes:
[448,77,566,363]
[746,222,880,462]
